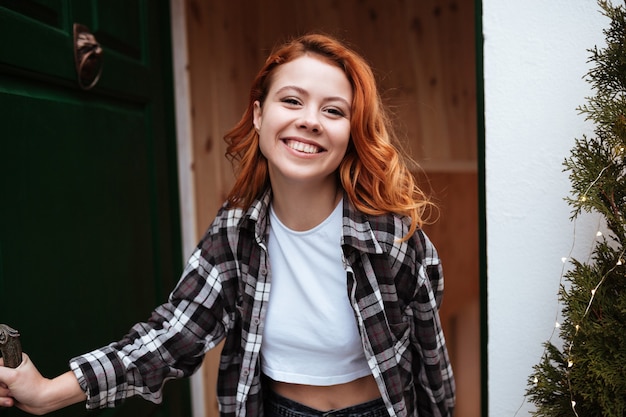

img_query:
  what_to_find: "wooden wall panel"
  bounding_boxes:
[188,0,477,233]
[421,171,480,417]
[184,1,479,416]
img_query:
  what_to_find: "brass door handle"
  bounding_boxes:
[73,23,104,90]
[0,324,22,368]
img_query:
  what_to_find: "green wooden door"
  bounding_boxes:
[0,1,190,416]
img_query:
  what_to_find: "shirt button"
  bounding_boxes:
[242,368,250,376]
[252,317,260,326]
[259,267,267,276]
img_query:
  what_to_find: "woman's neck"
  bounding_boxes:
[270,179,342,232]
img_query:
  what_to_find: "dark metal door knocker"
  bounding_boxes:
[73,23,104,90]
[0,324,22,368]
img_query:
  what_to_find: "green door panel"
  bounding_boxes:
[0,1,151,97]
[0,1,190,416]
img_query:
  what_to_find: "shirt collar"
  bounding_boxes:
[240,188,384,255]
[239,188,272,240]
[341,194,384,255]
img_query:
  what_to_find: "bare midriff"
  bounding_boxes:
[268,374,382,411]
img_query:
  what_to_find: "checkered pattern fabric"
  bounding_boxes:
[70,189,455,417]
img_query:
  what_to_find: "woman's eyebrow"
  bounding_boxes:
[274,85,307,96]
[274,85,351,108]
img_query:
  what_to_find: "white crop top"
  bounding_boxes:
[260,200,372,386]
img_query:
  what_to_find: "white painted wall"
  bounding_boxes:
[483,1,608,415]
[170,2,205,417]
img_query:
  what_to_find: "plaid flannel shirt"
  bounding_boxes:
[70,188,455,417]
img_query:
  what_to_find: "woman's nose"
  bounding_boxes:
[297,109,322,133]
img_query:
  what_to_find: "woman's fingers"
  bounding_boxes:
[0,365,17,408]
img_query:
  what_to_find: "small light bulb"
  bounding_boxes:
[572,400,577,407]
[568,360,574,368]
[591,289,596,295]
[596,231,603,237]
[618,259,623,266]
[555,321,561,328]
[533,376,538,384]
[575,324,580,331]
[580,196,587,202]
[561,257,568,263]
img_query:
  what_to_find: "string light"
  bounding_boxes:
[513,155,624,417]
[581,165,611,199]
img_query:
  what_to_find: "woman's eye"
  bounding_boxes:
[325,108,346,117]
[282,98,301,106]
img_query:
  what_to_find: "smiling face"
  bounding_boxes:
[253,54,353,192]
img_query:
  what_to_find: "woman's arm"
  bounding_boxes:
[0,354,86,415]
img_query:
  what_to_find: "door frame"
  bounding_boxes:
[168,2,487,416]
[170,1,205,417]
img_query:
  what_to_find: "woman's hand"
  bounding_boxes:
[0,353,86,415]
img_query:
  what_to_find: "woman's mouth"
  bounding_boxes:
[284,139,323,154]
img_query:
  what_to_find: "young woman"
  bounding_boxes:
[0,33,455,417]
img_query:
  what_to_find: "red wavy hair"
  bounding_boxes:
[224,33,434,238]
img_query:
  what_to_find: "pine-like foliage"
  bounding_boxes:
[525,1,626,416]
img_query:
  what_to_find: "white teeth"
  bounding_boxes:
[286,140,321,154]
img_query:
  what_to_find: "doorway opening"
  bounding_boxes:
[176,1,482,416]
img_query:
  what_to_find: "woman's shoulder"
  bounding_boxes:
[199,197,269,249]
[366,211,436,256]
[206,190,271,235]
[191,203,245,253]
[208,203,247,232]
[365,211,418,238]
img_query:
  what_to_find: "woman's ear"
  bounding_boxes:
[253,100,262,131]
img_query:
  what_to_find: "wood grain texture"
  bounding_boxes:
[186,0,477,230]
[183,1,479,415]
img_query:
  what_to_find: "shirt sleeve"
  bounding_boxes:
[69,245,228,409]
[411,233,456,417]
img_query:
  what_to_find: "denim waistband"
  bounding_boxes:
[264,390,388,417]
